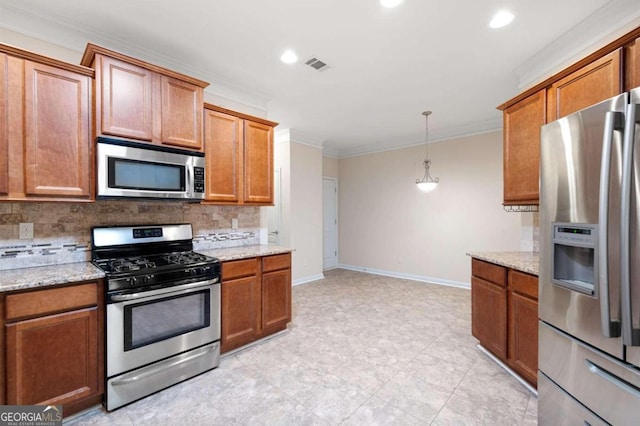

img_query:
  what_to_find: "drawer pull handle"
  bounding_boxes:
[585,359,640,398]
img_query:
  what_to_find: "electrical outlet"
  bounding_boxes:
[19,223,34,239]
[231,218,238,229]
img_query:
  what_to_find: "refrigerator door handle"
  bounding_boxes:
[598,111,624,337]
[621,103,640,346]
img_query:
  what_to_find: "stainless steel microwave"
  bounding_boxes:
[96,137,205,201]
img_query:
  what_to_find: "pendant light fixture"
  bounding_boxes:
[416,111,439,192]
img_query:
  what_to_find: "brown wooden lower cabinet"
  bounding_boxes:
[471,258,538,388]
[221,253,291,353]
[508,270,539,387]
[2,280,104,417]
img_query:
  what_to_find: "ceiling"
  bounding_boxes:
[1,0,640,157]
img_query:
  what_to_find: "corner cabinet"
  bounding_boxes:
[503,90,546,206]
[81,43,208,152]
[220,253,291,353]
[203,104,277,205]
[2,280,104,417]
[0,44,94,202]
[471,258,538,387]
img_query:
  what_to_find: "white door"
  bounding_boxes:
[267,169,281,244]
[323,177,338,270]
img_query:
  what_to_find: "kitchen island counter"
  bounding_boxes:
[0,262,105,292]
[467,251,539,276]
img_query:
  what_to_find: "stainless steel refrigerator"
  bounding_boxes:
[539,87,640,425]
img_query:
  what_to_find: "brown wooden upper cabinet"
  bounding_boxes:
[625,36,640,91]
[81,43,208,152]
[203,104,277,205]
[546,49,622,122]
[498,26,640,207]
[0,44,94,202]
[503,90,546,206]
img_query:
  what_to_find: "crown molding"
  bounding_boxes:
[274,129,325,150]
[334,118,502,159]
[0,2,272,113]
[514,0,640,90]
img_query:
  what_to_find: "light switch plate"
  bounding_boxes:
[19,223,34,239]
[231,218,238,229]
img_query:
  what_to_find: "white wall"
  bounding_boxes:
[274,134,324,284]
[323,156,339,178]
[338,131,524,287]
[289,142,324,283]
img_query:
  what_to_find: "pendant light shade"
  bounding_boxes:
[416,111,439,192]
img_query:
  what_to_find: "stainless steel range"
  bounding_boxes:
[92,223,221,411]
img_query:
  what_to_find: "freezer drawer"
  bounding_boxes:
[539,322,640,425]
[538,372,607,426]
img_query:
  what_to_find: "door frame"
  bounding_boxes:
[322,177,338,270]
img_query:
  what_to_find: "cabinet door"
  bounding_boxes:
[625,37,640,91]
[204,109,243,203]
[161,76,203,150]
[0,53,7,196]
[471,277,507,360]
[508,291,538,386]
[262,269,291,333]
[221,275,261,352]
[23,61,91,198]
[5,307,99,406]
[99,55,153,141]
[503,90,545,205]
[243,120,273,204]
[547,49,622,122]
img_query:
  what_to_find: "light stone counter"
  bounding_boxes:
[0,245,293,293]
[199,244,294,262]
[467,251,539,276]
[0,262,105,293]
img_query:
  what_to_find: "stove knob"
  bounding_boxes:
[142,275,151,285]
[190,268,198,276]
[126,277,138,287]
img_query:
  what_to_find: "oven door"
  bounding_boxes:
[106,279,220,378]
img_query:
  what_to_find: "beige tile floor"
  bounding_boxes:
[66,269,537,425]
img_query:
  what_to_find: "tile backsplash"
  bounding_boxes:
[0,201,262,270]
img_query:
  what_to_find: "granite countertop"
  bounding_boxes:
[0,262,105,293]
[0,245,293,293]
[199,244,294,262]
[467,251,539,276]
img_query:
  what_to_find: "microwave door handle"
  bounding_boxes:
[186,165,193,197]
[599,111,623,337]
[621,103,640,346]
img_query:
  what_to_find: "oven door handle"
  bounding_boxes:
[110,343,218,386]
[110,277,219,302]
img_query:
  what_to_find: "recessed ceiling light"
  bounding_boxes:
[280,50,298,64]
[489,10,514,28]
[380,0,404,8]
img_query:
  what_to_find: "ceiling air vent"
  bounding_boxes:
[305,57,330,72]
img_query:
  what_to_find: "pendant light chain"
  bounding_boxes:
[415,110,439,192]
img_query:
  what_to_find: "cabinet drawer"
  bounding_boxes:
[509,270,538,299]
[472,259,507,287]
[262,253,291,273]
[222,258,259,280]
[5,282,98,321]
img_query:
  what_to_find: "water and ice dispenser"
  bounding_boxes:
[552,223,598,296]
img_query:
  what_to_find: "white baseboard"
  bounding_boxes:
[292,273,325,286]
[337,264,470,290]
